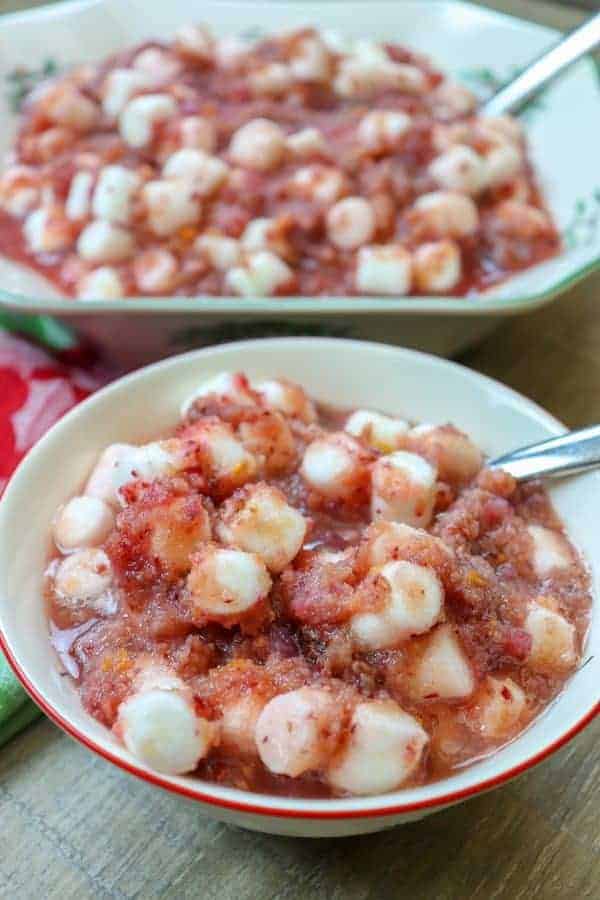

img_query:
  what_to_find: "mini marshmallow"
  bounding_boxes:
[250,63,294,97]
[429,145,487,196]
[217,483,307,573]
[186,547,272,620]
[195,233,241,270]
[78,266,125,300]
[117,688,214,774]
[413,240,462,293]
[141,179,201,237]
[253,378,317,424]
[412,191,479,238]
[214,35,250,70]
[431,79,477,117]
[77,220,135,263]
[228,118,286,171]
[102,68,155,118]
[407,423,482,484]
[410,624,475,701]
[241,218,290,258]
[174,23,214,62]
[327,701,428,795]
[133,47,182,81]
[255,688,337,777]
[371,450,437,527]
[527,525,572,578]
[288,165,347,205]
[84,442,177,506]
[335,57,426,99]
[162,149,229,196]
[357,110,412,151]
[187,419,257,484]
[289,35,331,82]
[133,249,178,294]
[65,171,94,221]
[479,115,523,147]
[119,94,178,148]
[225,251,293,297]
[43,84,99,132]
[0,166,40,218]
[525,603,577,674]
[181,371,256,417]
[286,127,327,158]
[92,165,141,224]
[364,520,453,569]
[53,548,114,612]
[300,434,366,501]
[345,410,409,453]
[355,244,412,295]
[220,694,265,756]
[327,197,375,250]
[178,116,217,154]
[351,560,443,649]
[23,207,73,254]
[474,676,526,740]
[53,496,115,552]
[483,143,522,189]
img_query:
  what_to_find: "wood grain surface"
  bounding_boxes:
[0,1,598,897]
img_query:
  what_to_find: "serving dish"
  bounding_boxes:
[0,1,598,366]
[0,337,597,837]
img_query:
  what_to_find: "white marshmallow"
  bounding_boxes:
[351,560,443,649]
[255,688,336,777]
[141,179,201,237]
[134,249,178,294]
[174,24,214,62]
[187,419,257,483]
[357,110,412,151]
[133,47,182,81]
[345,410,409,452]
[228,118,286,171]
[220,694,265,756]
[195,233,241,270]
[84,441,177,506]
[327,701,428,795]
[410,624,475,701]
[78,266,124,300]
[180,371,255,417]
[371,450,437,527]
[163,149,228,196]
[289,165,347,205]
[408,423,482,484]
[327,197,375,250]
[474,677,526,740]
[119,94,178,148]
[65,171,94,221]
[431,80,477,117]
[214,36,250,69]
[412,191,479,238]
[429,145,487,196]
[525,603,577,674]
[300,435,365,501]
[290,36,331,82]
[77,220,135,263]
[102,68,155,118]
[217,483,307,573]
[241,218,289,257]
[92,165,141,225]
[527,525,572,578]
[355,244,412,295]
[413,240,462,293]
[118,688,214,774]
[253,378,317,424]
[484,143,522,189]
[53,548,114,613]
[286,127,327,158]
[186,547,272,618]
[53,496,115,552]
[250,63,294,97]
[225,251,293,297]
[43,84,99,131]
[178,116,217,154]
[364,520,453,568]
[0,166,40,218]
[335,57,426,99]
[23,207,72,254]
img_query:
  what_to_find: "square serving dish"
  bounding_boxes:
[0,0,599,366]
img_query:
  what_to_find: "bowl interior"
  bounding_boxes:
[0,338,597,817]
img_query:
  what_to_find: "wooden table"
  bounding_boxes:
[1,1,598,897]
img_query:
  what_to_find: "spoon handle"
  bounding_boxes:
[480,12,600,117]
[488,425,600,481]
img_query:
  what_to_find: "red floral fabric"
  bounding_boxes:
[0,332,110,496]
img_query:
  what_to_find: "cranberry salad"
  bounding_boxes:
[1,26,560,301]
[46,373,590,797]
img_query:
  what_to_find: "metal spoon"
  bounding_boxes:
[480,11,600,117]
[487,425,600,481]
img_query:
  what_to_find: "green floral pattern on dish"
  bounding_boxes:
[563,190,600,251]
[460,65,547,120]
[6,59,60,113]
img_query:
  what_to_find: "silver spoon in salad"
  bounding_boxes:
[488,425,600,481]
[480,11,600,117]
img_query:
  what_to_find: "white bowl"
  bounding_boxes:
[0,338,597,837]
[1,0,599,366]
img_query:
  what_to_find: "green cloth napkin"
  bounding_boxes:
[0,652,41,748]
